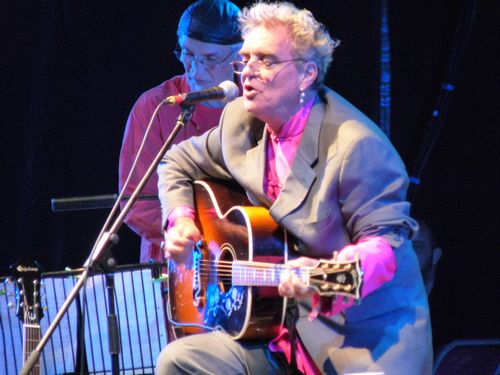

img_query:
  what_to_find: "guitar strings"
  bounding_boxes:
[195,259,334,282]
[197,260,290,283]
[191,260,356,293]
[197,259,341,276]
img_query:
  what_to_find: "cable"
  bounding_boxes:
[407,1,477,203]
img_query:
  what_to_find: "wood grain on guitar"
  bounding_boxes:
[167,180,362,340]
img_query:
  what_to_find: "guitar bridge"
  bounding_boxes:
[192,242,203,308]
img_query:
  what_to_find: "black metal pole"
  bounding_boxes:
[20,104,195,375]
[106,272,120,375]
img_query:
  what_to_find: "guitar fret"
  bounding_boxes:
[25,338,40,342]
[232,262,317,288]
[233,262,285,286]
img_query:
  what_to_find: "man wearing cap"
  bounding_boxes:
[118,0,242,263]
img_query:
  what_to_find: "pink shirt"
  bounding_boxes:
[264,98,315,200]
[263,98,322,373]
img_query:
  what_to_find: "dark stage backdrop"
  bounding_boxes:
[0,0,498,354]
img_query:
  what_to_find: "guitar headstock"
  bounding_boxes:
[308,255,362,300]
[10,259,44,325]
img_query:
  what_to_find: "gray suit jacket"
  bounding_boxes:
[158,87,433,374]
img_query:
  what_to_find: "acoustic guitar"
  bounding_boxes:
[167,180,362,340]
[12,260,44,375]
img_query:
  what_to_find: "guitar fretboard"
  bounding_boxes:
[232,261,309,286]
[23,324,41,375]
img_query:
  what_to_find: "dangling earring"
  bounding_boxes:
[299,88,305,105]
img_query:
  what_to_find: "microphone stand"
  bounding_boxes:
[20,104,195,375]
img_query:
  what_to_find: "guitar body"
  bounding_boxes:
[168,180,288,340]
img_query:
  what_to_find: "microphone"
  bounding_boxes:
[163,80,239,106]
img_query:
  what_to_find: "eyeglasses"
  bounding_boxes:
[174,44,237,69]
[231,58,305,75]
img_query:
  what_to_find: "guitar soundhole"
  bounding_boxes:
[218,249,234,293]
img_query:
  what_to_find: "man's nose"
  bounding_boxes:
[187,59,208,75]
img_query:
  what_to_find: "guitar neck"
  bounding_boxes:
[232,261,309,287]
[23,324,41,375]
[231,257,362,299]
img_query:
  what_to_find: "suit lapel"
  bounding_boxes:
[270,99,326,220]
[242,119,274,206]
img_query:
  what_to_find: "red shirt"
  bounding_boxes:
[119,74,223,262]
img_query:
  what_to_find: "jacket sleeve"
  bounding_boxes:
[157,113,233,229]
[337,126,418,248]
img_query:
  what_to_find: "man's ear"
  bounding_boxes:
[300,61,318,90]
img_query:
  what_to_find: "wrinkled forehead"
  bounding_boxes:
[239,25,294,58]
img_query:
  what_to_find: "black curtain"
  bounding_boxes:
[1,0,498,353]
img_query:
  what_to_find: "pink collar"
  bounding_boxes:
[266,97,315,141]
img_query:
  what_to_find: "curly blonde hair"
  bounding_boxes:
[239,2,340,87]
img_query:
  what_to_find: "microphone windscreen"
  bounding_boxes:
[218,80,240,103]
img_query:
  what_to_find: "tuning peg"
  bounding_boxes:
[17,277,23,284]
[335,274,347,284]
[7,302,15,309]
